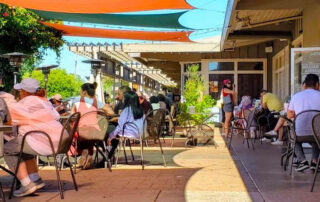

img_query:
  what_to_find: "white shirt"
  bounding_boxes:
[289,89,320,136]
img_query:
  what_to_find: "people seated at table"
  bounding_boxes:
[114,86,131,115]
[107,91,145,159]
[222,79,236,136]
[71,82,114,169]
[150,96,160,110]
[287,74,320,171]
[137,92,152,115]
[49,94,66,115]
[158,94,169,111]
[4,78,64,197]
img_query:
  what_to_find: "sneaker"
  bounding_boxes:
[295,160,309,172]
[34,178,46,190]
[13,182,38,197]
[292,158,299,167]
[271,140,283,145]
[310,162,320,171]
[265,130,277,136]
[261,137,271,142]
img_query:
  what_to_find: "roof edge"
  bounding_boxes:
[220,0,237,51]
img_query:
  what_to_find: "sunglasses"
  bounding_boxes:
[227,82,232,84]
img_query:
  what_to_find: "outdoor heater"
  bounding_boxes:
[82,59,105,81]
[35,65,58,90]
[0,52,29,84]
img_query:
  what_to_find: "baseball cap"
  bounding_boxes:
[14,78,40,93]
[52,94,62,101]
[223,79,231,85]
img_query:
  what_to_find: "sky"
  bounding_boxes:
[39,0,228,80]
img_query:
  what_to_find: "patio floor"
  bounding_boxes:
[1,129,320,201]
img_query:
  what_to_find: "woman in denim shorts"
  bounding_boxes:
[222,79,236,136]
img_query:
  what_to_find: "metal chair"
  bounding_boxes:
[9,112,81,199]
[227,109,256,150]
[287,110,320,176]
[311,113,320,191]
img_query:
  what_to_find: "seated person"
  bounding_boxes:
[114,86,131,115]
[71,82,114,169]
[259,90,283,133]
[287,74,320,171]
[137,92,152,115]
[4,78,65,197]
[158,94,168,111]
[107,91,145,159]
[49,94,65,115]
[150,96,160,110]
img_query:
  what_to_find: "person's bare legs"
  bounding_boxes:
[224,112,232,136]
[273,117,285,132]
[16,159,38,181]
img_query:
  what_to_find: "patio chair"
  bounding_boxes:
[9,112,81,200]
[78,110,112,171]
[311,113,320,192]
[115,109,167,170]
[227,109,257,150]
[286,110,320,176]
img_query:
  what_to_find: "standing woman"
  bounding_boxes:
[222,79,236,136]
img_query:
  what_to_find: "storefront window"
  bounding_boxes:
[208,62,234,71]
[238,62,263,71]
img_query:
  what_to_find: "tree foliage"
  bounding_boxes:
[23,69,83,99]
[0,4,64,91]
[177,65,215,125]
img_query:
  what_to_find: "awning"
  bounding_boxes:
[42,22,192,42]
[33,10,187,29]
[0,0,193,13]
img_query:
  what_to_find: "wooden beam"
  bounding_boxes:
[236,0,318,10]
[228,31,292,40]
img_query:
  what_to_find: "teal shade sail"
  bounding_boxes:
[32,10,188,29]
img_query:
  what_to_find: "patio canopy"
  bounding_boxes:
[0,0,193,13]
[43,22,192,42]
[33,10,188,29]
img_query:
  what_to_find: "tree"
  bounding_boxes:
[177,65,215,125]
[23,69,83,99]
[0,4,64,91]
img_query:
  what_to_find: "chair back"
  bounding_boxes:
[312,113,320,150]
[78,111,110,140]
[243,109,256,130]
[144,109,166,139]
[293,110,320,138]
[56,112,81,154]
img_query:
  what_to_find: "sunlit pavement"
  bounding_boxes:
[0,130,253,202]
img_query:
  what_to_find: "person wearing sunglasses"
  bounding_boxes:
[222,79,236,136]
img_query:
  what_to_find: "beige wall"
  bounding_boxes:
[303,3,320,47]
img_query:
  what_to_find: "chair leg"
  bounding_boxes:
[53,154,64,199]
[251,138,255,150]
[158,137,167,167]
[290,143,296,175]
[228,128,234,149]
[9,152,23,199]
[311,156,320,192]
[140,138,144,170]
[128,140,135,161]
[171,126,176,147]
[66,154,78,191]
[0,182,5,202]
[115,139,122,167]
[123,139,128,164]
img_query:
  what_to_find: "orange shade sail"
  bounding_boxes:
[0,0,194,13]
[43,22,192,42]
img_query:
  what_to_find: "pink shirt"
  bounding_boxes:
[9,96,65,155]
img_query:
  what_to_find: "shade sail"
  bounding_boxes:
[32,10,187,29]
[43,22,192,42]
[0,0,193,13]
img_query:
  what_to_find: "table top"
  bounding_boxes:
[0,125,16,132]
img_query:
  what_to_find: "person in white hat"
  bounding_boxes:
[4,78,66,197]
[49,94,65,114]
